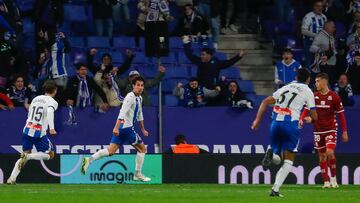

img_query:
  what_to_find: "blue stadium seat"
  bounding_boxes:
[165,94,179,107]
[22,18,34,33]
[87,36,110,48]
[113,36,136,49]
[164,66,189,79]
[110,51,124,63]
[220,67,241,79]
[238,80,255,93]
[215,52,227,60]
[138,66,158,78]
[169,37,183,49]
[335,21,346,38]
[64,5,88,22]
[150,94,159,106]
[189,65,197,77]
[69,36,85,47]
[178,52,193,64]
[162,79,188,93]
[160,53,177,64]
[133,52,151,64]
[16,0,34,12]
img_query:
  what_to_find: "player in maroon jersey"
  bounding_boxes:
[300,73,349,188]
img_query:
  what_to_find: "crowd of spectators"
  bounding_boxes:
[2,0,360,112]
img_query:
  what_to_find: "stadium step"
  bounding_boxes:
[218,34,274,95]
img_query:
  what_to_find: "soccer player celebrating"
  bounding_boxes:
[251,69,318,197]
[81,76,151,182]
[7,80,59,184]
[300,73,349,188]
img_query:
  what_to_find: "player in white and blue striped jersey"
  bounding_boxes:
[251,69,318,197]
[81,76,151,182]
[7,80,58,184]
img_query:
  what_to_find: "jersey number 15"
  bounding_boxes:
[30,106,44,122]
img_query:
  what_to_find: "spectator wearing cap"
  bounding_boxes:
[6,75,31,110]
[274,48,302,88]
[87,48,134,76]
[334,74,355,106]
[347,51,360,94]
[116,65,166,106]
[65,63,109,110]
[0,91,14,111]
[173,77,219,108]
[182,35,245,91]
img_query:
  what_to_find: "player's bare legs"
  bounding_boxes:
[81,144,117,175]
[325,148,338,188]
[318,150,330,188]
[132,143,151,182]
[271,151,295,197]
[7,150,54,184]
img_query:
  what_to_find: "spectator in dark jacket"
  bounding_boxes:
[6,75,31,110]
[32,0,64,33]
[173,77,219,108]
[65,63,109,110]
[87,48,134,76]
[92,0,117,37]
[334,74,355,106]
[219,79,252,109]
[183,35,245,90]
[173,4,208,36]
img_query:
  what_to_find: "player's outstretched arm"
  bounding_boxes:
[47,107,56,136]
[251,96,275,130]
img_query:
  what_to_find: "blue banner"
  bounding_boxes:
[1,107,359,153]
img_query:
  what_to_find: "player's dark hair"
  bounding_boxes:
[201,48,213,56]
[175,134,187,145]
[316,72,329,81]
[296,68,310,83]
[132,76,145,85]
[42,80,57,94]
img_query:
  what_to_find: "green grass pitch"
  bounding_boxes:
[1,184,360,203]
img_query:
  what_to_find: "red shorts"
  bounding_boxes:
[314,131,337,153]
